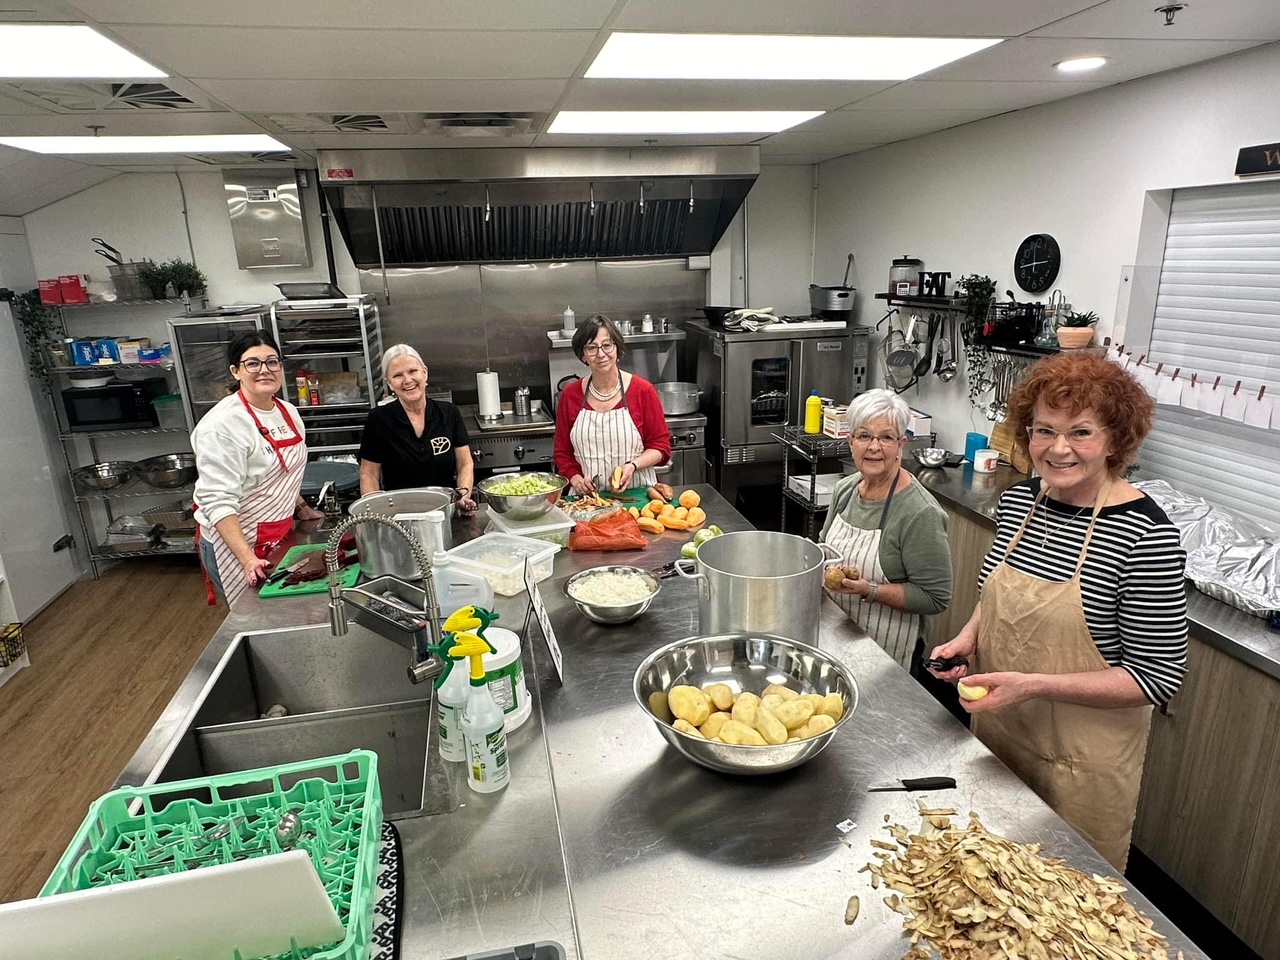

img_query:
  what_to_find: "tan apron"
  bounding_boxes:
[824,472,920,670]
[971,482,1152,871]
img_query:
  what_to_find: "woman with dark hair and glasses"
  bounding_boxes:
[553,314,671,494]
[929,351,1187,870]
[191,331,324,606]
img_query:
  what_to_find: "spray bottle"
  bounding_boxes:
[449,631,511,793]
[432,607,501,763]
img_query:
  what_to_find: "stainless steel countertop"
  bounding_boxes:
[906,459,1280,683]
[119,487,1205,959]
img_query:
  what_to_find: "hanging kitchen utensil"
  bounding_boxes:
[92,237,122,259]
[938,311,959,382]
[912,313,940,379]
[94,248,122,265]
[881,329,917,394]
[885,314,921,366]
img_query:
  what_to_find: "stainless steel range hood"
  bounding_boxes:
[317,147,758,267]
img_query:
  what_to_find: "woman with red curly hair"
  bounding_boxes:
[929,352,1187,870]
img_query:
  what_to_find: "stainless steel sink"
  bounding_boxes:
[151,622,454,819]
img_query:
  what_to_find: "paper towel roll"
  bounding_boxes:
[477,371,501,419]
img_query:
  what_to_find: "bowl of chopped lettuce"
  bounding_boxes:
[477,471,569,520]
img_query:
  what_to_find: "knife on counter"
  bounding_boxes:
[868,777,957,793]
[262,553,317,587]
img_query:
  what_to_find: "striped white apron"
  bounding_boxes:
[197,394,307,607]
[568,378,657,490]
[823,475,920,670]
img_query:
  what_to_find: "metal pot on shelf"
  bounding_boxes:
[654,381,702,416]
[675,531,833,645]
[809,252,856,319]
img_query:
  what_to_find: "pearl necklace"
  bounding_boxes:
[588,377,621,402]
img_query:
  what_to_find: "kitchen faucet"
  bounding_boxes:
[324,513,444,685]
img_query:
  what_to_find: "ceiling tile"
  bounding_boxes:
[758,148,878,164]
[0,88,53,115]
[109,26,596,80]
[846,79,1112,112]
[70,0,618,29]
[919,36,1262,83]
[613,0,1098,36]
[795,108,998,141]
[1031,0,1280,41]
[0,157,119,216]
[0,112,265,136]
[192,79,568,114]
[559,79,895,112]
[530,132,759,148]
[285,132,538,150]
[756,131,891,154]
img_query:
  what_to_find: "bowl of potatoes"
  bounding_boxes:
[633,633,859,775]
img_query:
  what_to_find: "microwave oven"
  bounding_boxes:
[62,377,169,432]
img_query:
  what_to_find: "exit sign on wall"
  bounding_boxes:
[1235,143,1280,178]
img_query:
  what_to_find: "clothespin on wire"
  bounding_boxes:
[1212,375,1221,392]
[1233,380,1242,396]
[1259,385,1268,401]
[1155,362,1164,376]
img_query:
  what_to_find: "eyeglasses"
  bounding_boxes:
[237,357,282,373]
[851,432,902,446]
[583,341,617,356]
[1026,426,1106,446]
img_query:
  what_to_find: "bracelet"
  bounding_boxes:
[455,486,470,498]
[862,582,879,604]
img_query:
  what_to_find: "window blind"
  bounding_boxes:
[1139,180,1280,531]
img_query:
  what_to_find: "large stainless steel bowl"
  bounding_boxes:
[476,472,567,521]
[135,453,197,489]
[73,460,136,492]
[633,633,859,775]
[565,565,661,624]
[913,447,948,468]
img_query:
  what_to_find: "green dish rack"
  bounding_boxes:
[41,750,383,960]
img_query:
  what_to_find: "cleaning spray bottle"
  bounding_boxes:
[432,607,502,762]
[448,630,511,793]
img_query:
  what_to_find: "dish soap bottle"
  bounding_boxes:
[433,606,501,763]
[449,630,511,793]
[562,305,576,334]
[804,390,823,434]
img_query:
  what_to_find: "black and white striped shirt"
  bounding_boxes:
[978,479,1188,706]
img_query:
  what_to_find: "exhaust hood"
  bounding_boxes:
[317,146,758,267]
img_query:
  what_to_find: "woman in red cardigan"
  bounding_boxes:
[553,315,672,494]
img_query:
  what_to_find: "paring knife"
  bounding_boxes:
[262,553,317,586]
[868,776,957,793]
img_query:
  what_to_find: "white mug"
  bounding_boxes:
[973,449,999,473]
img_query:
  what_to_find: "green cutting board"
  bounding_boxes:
[258,544,361,599]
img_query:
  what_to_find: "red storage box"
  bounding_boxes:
[38,279,63,305]
[59,275,88,304]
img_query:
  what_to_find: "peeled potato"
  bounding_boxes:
[731,691,760,726]
[700,711,731,739]
[957,680,990,701]
[669,684,711,726]
[801,693,826,712]
[760,693,785,713]
[754,706,788,745]
[673,718,705,738]
[762,683,800,702]
[799,713,837,739]
[705,682,735,711]
[718,719,767,745]
[648,691,672,723]
[612,466,626,490]
[774,698,816,731]
[820,692,845,721]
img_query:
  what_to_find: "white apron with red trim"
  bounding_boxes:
[197,394,307,606]
[568,378,657,490]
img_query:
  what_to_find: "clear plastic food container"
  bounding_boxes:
[447,532,560,596]
[484,505,575,547]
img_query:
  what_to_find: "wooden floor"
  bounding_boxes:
[0,556,224,903]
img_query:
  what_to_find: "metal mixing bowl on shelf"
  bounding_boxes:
[633,633,859,775]
[134,453,197,489]
[476,472,567,521]
[565,565,661,625]
[913,447,949,468]
[72,460,137,492]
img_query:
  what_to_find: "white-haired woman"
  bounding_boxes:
[358,344,476,511]
[820,389,952,671]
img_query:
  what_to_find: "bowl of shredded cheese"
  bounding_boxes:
[564,564,662,624]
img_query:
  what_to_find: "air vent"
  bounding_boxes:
[188,151,299,166]
[268,113,394,134]
[421,113,541,139]
[5,80,204,112]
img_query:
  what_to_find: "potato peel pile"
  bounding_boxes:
[860,804,1182,960]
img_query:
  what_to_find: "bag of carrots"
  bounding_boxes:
[569,509,648,551]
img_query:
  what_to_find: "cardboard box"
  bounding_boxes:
[59,275,88,304]
[38,279,63,305]
[822,406,850,438]
[908,407,932,438]
[117,338,151,363]
[786,472,844,508]
[70,339,99,366]
[95,338,121,363]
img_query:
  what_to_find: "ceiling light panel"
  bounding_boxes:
[0,134,289,154]
[586,33,1001,80]
[548,111,821,134]
[0,25,166,78]
[1054,56,1109,73]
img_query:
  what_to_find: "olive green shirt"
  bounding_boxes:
[819,473,953,617]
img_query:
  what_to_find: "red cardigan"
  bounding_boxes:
[553,375,672,480]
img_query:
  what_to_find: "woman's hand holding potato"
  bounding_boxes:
[824,564,874,598]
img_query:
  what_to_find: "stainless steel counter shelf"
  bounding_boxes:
[74,481,194,502]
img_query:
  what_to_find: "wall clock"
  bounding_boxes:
[1014,234,1061,294]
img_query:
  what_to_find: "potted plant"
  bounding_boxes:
[164,258,207,297]
[1056,310,1098,349]
[956,274,996,408]
[12,289,62,394]
[136,260,172,300]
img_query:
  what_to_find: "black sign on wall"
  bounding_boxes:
[1235,143,1280,178]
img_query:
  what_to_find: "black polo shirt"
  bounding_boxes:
[359,399,471,491]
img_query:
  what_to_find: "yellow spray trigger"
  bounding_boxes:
[443,606,481,633]
[448,632,497,682]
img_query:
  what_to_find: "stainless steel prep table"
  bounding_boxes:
[118,486,1204,959]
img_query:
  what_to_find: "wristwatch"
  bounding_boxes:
[862,582,880,604]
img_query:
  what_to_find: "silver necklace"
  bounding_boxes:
[588,376,621,402]
[1038,497,1090,547]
